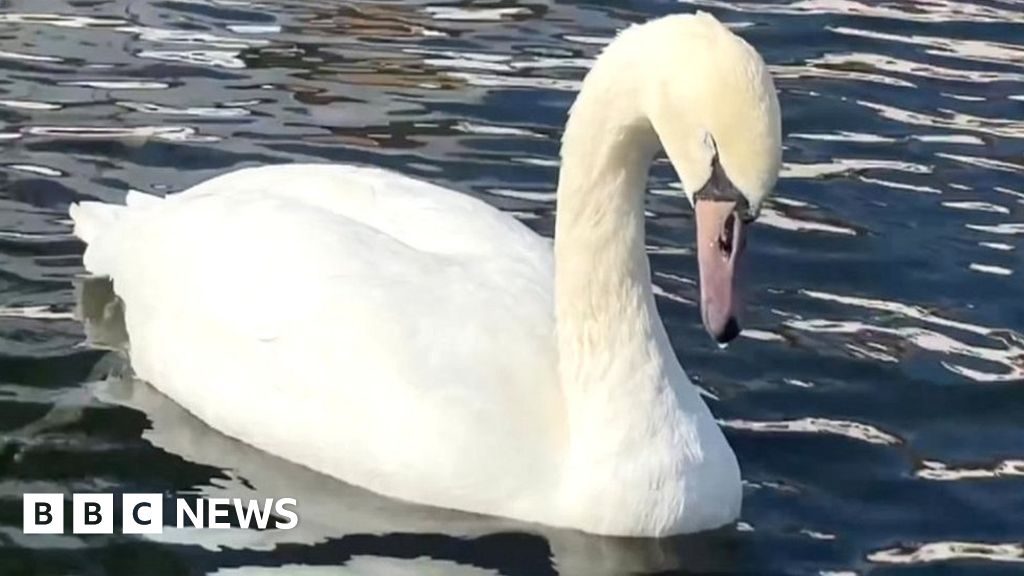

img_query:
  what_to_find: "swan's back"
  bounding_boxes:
[72,164,566,521]
[178,164,545,259]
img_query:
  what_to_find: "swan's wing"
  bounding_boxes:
[176,164,546,259]
[71,164,563,519]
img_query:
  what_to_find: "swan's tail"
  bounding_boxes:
[70,191,162,275]
[69,201,122,246]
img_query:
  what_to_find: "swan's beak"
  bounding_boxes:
[694,199,746,344]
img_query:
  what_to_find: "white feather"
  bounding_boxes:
[69,12,780,537]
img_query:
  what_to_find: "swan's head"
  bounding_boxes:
[632,13,782,343]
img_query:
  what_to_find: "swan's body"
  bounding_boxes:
[70,13,781,537]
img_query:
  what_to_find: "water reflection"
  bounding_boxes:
[917,458,1024,481]
[830,26,1024,69]
[869,541,1024,565]
[212,558,504,576]
[684,0,1024,23]
[721,417,901,445]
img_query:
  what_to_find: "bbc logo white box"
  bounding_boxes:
[122,494,163,534]
[72,494,113,534]
[23,493,64,534]
[23,492,298,533]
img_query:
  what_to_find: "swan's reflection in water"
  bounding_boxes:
[77,278,739,575]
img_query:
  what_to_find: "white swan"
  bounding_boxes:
[70,12,781,537]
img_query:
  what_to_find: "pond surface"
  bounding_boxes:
[1,0,1023,574]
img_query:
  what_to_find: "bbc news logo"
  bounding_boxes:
[23,493,298,534]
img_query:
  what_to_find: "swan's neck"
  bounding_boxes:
[554,87,665,403]
[552,54,735,534]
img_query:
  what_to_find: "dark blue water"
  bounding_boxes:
[2,0,1023,574]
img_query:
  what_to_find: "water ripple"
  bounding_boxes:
[136,49,245,69]
[424,6,534,22]
[801,289,997,336]
[860,100,1024,140]
[969,263,1013,276]
[790,290,1024,381]
[116,100,251,118]
[781,158,932,179]
[759,207,858,236]
[967,223,1024,235]
[809,52,1024,84]
[917,459,1024,481]
[684,0,1024,24]
[23,125,217,142]
[720,417,901,445]
[60,80,170,90]
[943,201,1010,214]
[0,305,74,320]
[831,26,1024,69]
[869,542,1024,565]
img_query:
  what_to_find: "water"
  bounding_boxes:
[1,0,1022,574]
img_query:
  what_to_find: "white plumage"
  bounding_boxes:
[73,164,563,513]
[70,12,781,537]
